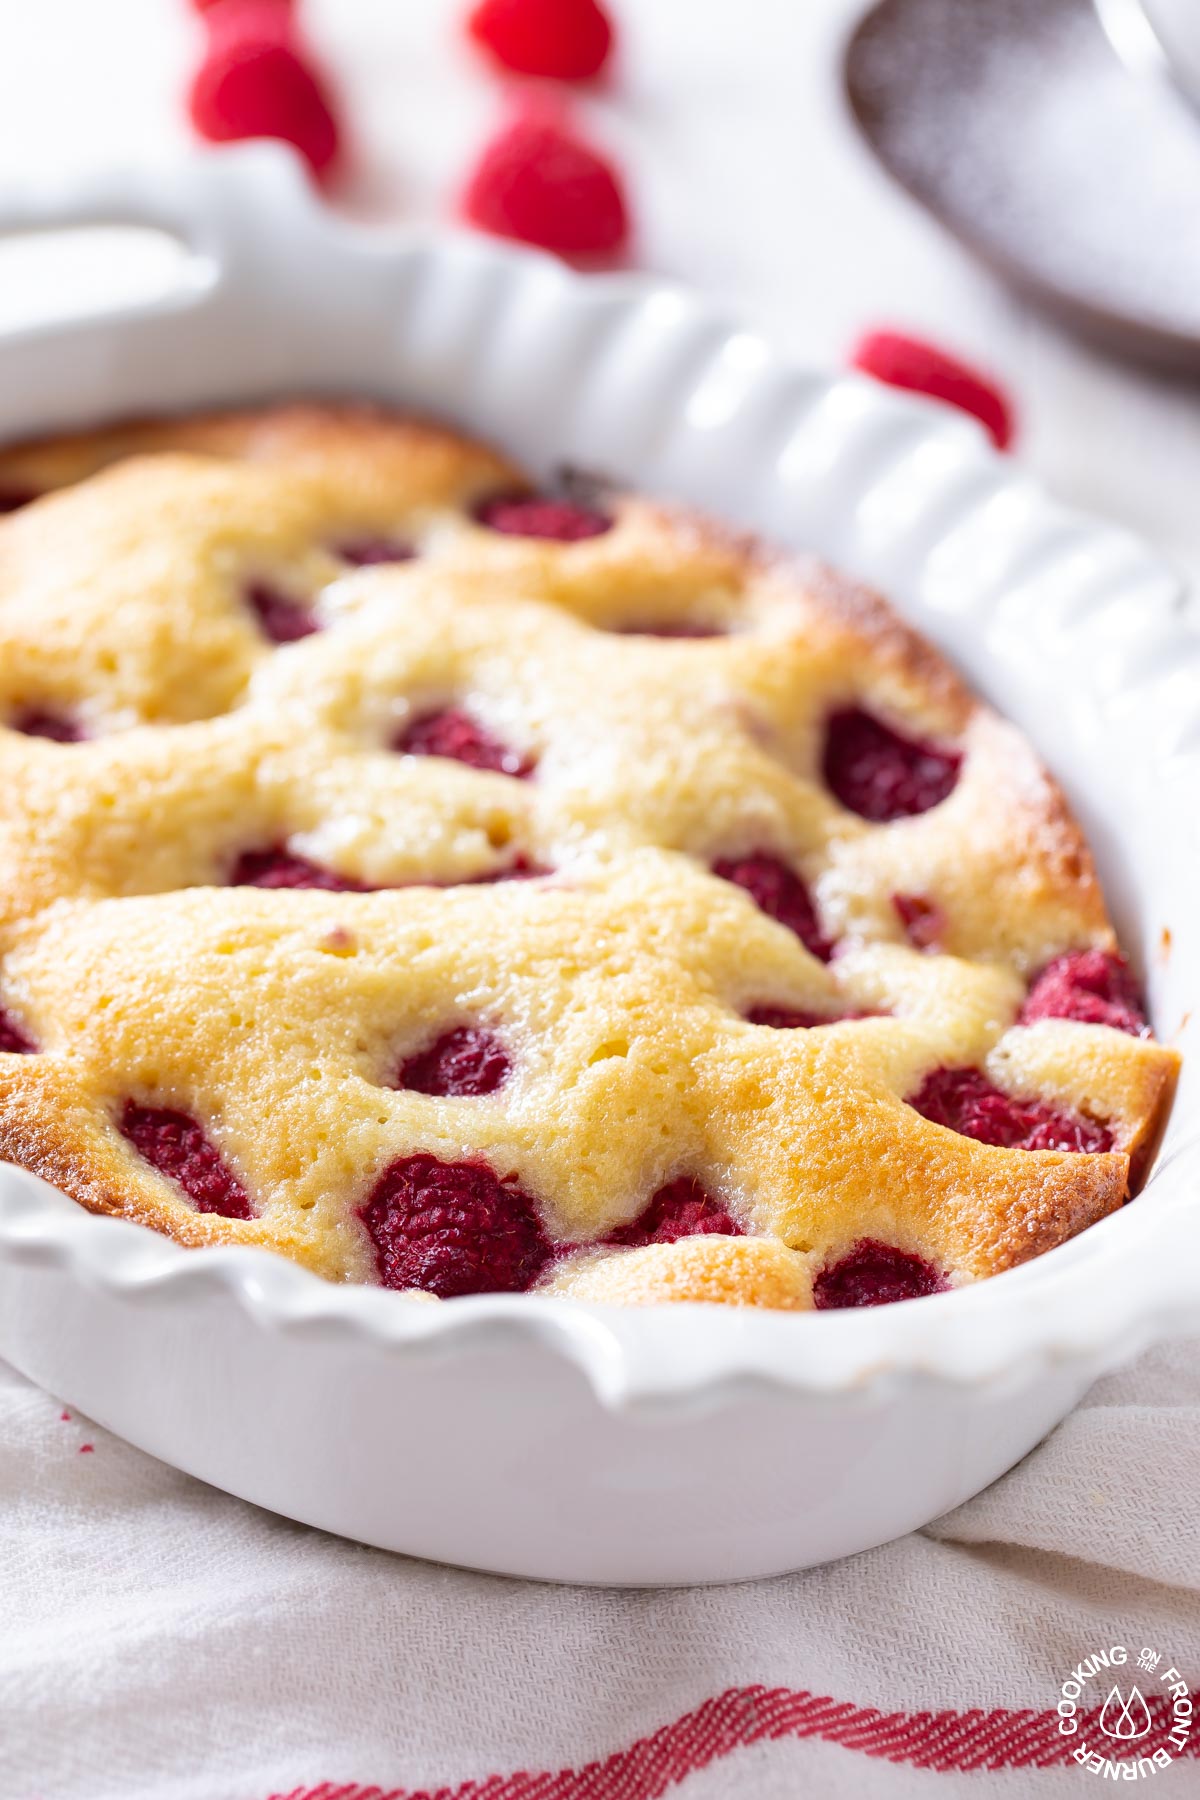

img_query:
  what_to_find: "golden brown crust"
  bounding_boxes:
[548,1236,816,1308]
[0,403,1178,1307]
[0,401,517,496]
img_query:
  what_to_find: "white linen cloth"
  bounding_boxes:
[0,4,1197,1796]
[2,1345,1198,1800]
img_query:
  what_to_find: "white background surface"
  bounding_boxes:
[0,0,1197,580]
[0,5,1197,1798]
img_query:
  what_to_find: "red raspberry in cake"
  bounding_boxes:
[189,26,340,180]
[475,491,612,540]
[467,0,614,80]
[893,892,945,951]
[1020,949,1149,1038]
[231,847,372,891]
[9,707,84,744]
[336,538,416,567]
[607,1176,743,1248]
[746,1004,867,1029]
[360,1153,554,1296]
[231,848,541,892]
[462,113,630,258]
[0,1007,35,1055]
[245,582,319,644]
[824,706,961,822]
[908,1065,1112,1153]
[394,706,534,778]
[712,853,833,962]
[813,1238,947,1309]
[615,621,725,639]
[398,1026,512,1098]
[850,331,1015,451]
[120,1101,254,1220]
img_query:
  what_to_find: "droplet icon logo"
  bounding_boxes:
[1099,1684,1153,1741]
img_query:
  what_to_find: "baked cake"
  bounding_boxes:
[0,404,1177,1310]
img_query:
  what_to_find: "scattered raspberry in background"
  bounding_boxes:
[462,111,629,258]
[850,330,1015,451]
[712,852,834,963]
[189,5,340,180]
[194,0,294,31]
[467,0,614,81]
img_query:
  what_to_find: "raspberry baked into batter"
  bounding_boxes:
[0,405,1178,1310]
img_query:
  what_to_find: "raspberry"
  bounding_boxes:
[746,1004,866,1029]
[335,538,416,567]
[189,36,340,180]
[893,892,945,951]
[191,0,295,13]
[1020,949,1149,1038]
[9,707,84,744]
[0,488,37,513]
[824,706,961,822]
[813,1239,946,1309]
[394,706,534,778]
[245,582,319,644]
[606,1176,743,1248]
[398,1026,512,1098]
[230,847,542,891]
[230,847,372,891]
[462,114,630,258]
[908,1065,1112,1153]
[360,1153,554,1296]
[851,331,1015,451]
[0,1007,35,1055]
[196,0,294,36]
[467,0,614,80]
[712,853,833,962]
[474,491,612,540]
[615,621,724,639]
[120,1101,254,1219]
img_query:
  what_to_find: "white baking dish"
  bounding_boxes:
[0,145,1196,1584]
